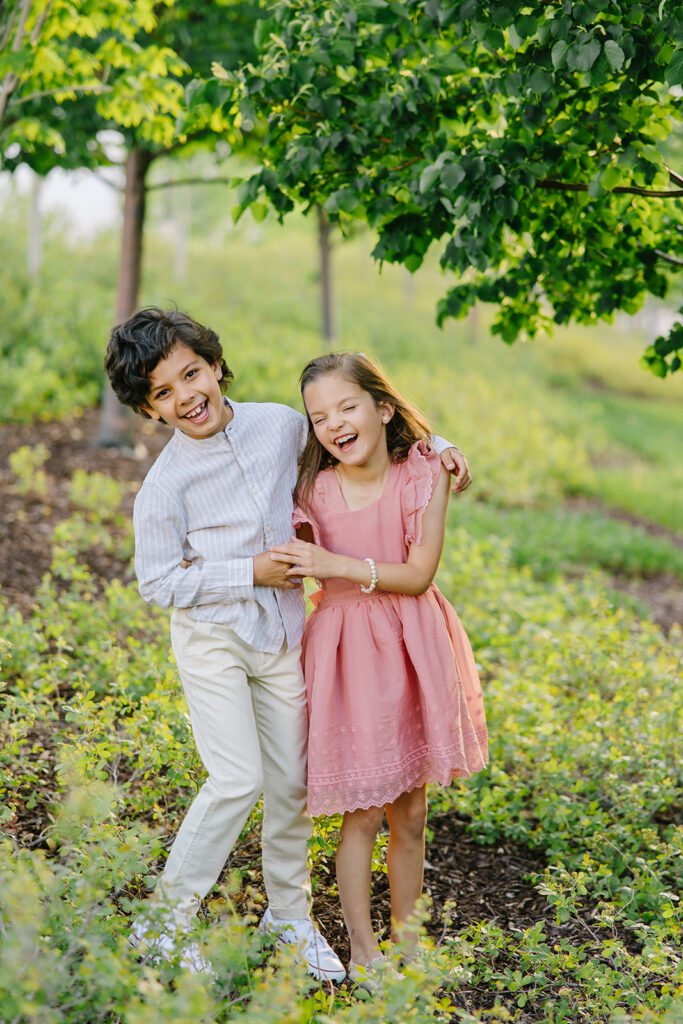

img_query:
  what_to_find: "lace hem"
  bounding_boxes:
[307,741,488,815]
[307,755,487,816]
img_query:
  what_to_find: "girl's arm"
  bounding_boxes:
[271,467,450,597]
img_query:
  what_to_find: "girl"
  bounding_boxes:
[270,353,488,989]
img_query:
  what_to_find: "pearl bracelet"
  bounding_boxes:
[360,556,377,593]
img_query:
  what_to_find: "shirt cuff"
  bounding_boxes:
[430,434,460,455]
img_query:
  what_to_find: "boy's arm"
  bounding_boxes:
[134,486,254,609]
[291,407,310,458]
[430,434,471,493]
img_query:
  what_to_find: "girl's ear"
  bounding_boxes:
[379,402,395,423]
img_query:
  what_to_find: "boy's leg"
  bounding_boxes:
[151,611,266,930]
[249,643,311,919]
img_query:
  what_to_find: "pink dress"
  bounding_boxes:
[293,441,488,815]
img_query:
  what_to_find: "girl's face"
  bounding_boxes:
[303,371,394,467]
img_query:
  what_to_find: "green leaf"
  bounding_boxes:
[604,40,625,72]
[440,163,466,190]
[528,68,552,94]
[551,40,569,68]
[419,163,441,193]
[251,202,268,223]
[665,48,683,86]
[600,164,621,190]
[576,38,601,72]
[404,253,423,272]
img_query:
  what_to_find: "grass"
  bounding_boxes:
[451,501,683,581]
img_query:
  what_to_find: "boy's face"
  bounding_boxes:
[141,342,232,439]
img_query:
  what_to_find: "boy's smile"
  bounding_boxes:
[141,342,233,439]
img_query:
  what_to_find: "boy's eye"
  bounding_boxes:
[186,369,198,379]
[155,389,169,399]
[343,405,356,412]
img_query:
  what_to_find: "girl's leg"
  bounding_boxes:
[336,805,385,965]
[385,785,428,948]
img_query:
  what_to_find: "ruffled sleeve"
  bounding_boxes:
[292,475,327,546]
[401,440,442,547]
[292,501,322,546]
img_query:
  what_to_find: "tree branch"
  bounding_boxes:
[0,0,32,124]
[29,1,53,47]
[146,176,233,191]
[537,178,683,198]
[653,249,683,268]
[9,82,113,107]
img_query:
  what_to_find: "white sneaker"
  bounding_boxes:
[129,918,215,977]
[260,907,346,982]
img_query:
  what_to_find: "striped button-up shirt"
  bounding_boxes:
[133,399,309,653]
[133,397,453,655]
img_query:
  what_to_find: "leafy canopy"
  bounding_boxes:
[212,0,683,375]
[0,0,192,164]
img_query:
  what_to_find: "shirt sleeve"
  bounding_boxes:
[289,406,310,459]
[430,434,460,454]
[133,483,254,609]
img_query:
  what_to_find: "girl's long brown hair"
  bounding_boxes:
[295,352,433,510]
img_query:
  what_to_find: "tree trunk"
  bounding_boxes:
[171,183,189,282]
[98,145,153,448]
[317,204,336,345]
[27,170,42,277]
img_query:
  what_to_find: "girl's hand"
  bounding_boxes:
[269,538,340,580]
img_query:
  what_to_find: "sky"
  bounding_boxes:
[4,165,122,238]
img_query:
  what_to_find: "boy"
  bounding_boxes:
[105,307,471,979]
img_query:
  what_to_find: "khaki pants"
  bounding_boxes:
[153,609,311,928]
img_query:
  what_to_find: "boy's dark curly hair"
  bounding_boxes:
[105,307,233,416]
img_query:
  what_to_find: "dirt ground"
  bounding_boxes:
[1,409,679,1016]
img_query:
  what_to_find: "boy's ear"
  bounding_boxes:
[140,403,161,421]
[213,361,223,382]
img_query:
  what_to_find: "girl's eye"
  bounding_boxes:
[343,405,356,412]
[155,389,169,399]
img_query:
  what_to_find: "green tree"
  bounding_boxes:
[2,0,259,445]
[212,0,683,375]
[0,0,184,161]
[92,0,257,446]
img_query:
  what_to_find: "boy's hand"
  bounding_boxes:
[253,551,302,589]
[440,447,472,493]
